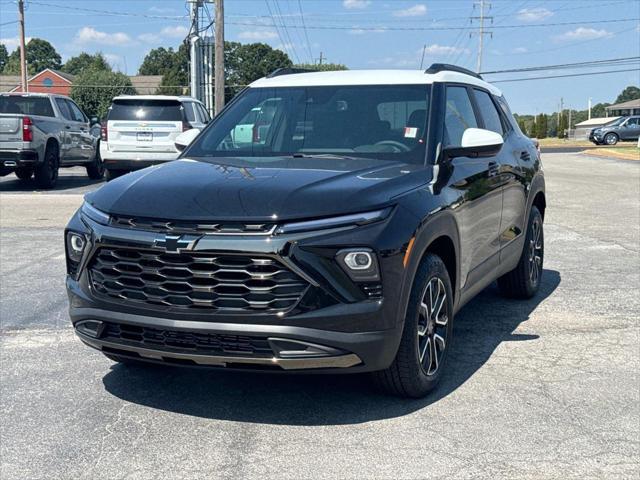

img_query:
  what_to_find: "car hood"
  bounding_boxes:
[87,156,431,221]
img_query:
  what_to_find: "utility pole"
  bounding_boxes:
[471,0,492,74]
[18,0,27,92]
[318,52,324,66]
[189,1,200,101]
[588,97,592,120]
[214,0,225,115]
[419,44,427,70]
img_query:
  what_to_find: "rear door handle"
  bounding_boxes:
[488,161,499,177]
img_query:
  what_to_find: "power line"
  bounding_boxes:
[482,56,640,74]
[491,68,639,83]
[297,0,314,63]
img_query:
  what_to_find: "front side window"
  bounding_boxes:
[474,89,503,136]
[55,98,72,120]
[444,86,478,147]
[187,85,430,165]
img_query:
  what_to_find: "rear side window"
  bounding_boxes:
[444,86,478,146]
[0,96,55,117]
[474,89,503,136]
[108,100,183,121]
[55,98,72,120]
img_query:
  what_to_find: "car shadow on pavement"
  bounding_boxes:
[0,175,104,193]
[103,269,560,425]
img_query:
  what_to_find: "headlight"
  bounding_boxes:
[81,201,110,225]
[276,208,391,235]
[66,232,87,263]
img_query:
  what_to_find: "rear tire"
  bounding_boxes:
[34,143,59,189]
[498,206,544,299]
[86,144,104,180]
[372,253,454,398]
[14,167,33,180]
[105,169,125,181]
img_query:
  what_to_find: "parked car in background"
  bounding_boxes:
[100,95,210,181]
[66,65,545,398]
[0,93,101,188]
[589,115,640,145]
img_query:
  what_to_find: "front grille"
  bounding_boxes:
[110,216,276,235]
[102,322,273,357]
[89,247,309,313]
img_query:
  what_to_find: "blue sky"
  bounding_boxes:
[1,0,638,114]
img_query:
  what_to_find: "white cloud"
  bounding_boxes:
[149,6,174,14]
[516,7,553,22]
[103,53,123,70]
[160,25,189,38]
[0,36,32,50]
[343,0,371,9]
[393,4,427,17]
[75,27,133,46]
[138,33,161,44]
[513,47,528,53]
[555,27,613,41]
[422,44,468,55]
[238,30,279,41]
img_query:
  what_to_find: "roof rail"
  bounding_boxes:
[425,63,482,80]
[266,67,317,78]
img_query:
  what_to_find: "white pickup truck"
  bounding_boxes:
[0,93,101,188]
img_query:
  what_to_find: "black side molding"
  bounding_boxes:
[425,63,482,80]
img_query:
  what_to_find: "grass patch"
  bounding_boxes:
[582,146,639,161]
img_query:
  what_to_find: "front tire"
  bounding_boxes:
[604,133,618,145]
[34,143,59,189]
[373,253,454,398]
[498,206,544,299]
[14,167,33,180]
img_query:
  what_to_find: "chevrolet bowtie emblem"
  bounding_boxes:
[153,235,198,253]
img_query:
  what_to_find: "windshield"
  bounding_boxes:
[0,95,55,117]
[108,99,183,121]
[605,117,625,126]
[187,85,430,165]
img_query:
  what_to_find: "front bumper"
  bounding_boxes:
[65,206,418,373]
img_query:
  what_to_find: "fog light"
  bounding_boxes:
[66,232,87,263]
[336,248,380,282]
[75,320,104,338]
[344,251,372,270]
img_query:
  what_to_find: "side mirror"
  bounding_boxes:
[175,128,200,152]
[443,128,504,159]
[90,116,99,126]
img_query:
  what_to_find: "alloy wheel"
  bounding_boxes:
[528,217,543,285]
[417,277,448,376]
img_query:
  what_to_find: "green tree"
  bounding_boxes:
[225,42,292,98]
[62,52,111,75]
[70,69,135,119]
[615,86,640,104]
[557,111,568,138]
[534,113,548,139]
[0,44,8,73]
[517,119,528,136]
[3,38,61,75]
[293,63,348,71]
[139,44,189,94]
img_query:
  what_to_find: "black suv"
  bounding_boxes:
[65,65,545,398]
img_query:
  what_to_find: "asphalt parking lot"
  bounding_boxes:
[1,153,638,479]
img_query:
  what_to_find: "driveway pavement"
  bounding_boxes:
[1,154,638,479]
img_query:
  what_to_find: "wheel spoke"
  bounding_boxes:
[434,333,446,350]
[429,336,438,374]
[419,336,430,363]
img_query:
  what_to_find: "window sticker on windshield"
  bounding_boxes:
[404,127,418,138]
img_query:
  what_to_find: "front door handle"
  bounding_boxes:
[520,151,531,161]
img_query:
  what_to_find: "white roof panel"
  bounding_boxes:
[250,69,502,96]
